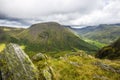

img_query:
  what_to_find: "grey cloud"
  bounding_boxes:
[0,0,103,18]
[0,0,120,27]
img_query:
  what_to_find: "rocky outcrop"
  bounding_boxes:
[93,61,120,74]
[32,53,48,61]
[96,38,120,60]
[33,53,55,80]
[43,66,55,80]
[0,43,38,80]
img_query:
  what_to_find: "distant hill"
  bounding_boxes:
[16,22,98,53]
[0,26,24,43]
[96,38,120,60]
[71,24,120,44]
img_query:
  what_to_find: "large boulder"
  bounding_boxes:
[0,43,38,80]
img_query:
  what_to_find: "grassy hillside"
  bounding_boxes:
[83,38,106,48]
[96,38,120,60]
[33,50,120,80]
[0,26,24,43]
[0,43,120,80]
[71,24,120,44]
[0,26,24,36]
[14,22,98,55]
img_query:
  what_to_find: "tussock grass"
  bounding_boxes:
[34,51,120,80]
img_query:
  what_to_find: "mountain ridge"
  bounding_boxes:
[71,23,120,44]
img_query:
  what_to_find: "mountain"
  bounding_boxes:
[15,22,98,53]
[0,23,120,80]
[71,24,120,44]
[96,38,120,60]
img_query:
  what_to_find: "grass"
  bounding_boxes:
[34,51,120,80]
[84,38,106,48]
[0,43,6,52]
[0,42,119,80]
[20,45,26,50]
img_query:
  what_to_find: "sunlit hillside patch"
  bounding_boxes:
[3,28,11,31]
[0,43,6,52]
[20,45,26,50]
[84,39,106,48]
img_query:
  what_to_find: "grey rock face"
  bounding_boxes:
[0,43,38,80]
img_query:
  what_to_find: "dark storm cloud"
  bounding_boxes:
[0,16,33,28]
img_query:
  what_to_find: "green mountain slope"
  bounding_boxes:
[16,22,98,54]
[71,24,120,44]
[84,38,106,48]
[96,38,120,60]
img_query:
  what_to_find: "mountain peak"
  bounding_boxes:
[30,22,61,28]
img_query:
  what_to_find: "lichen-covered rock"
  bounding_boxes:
[34,53,55,80]
[43,66,54,80]
[32,53,48,61]
[0,43,38,80]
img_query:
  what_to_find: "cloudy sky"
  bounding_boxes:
[0,0,120,28]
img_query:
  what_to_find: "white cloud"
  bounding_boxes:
[0,0,103,18]
[71,0,120,25]
[0,0,120,27]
